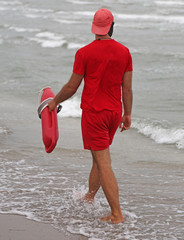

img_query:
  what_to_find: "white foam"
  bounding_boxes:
[74,11,94,17]
[36,32,61,40]
[27,7,53,13]
[0,149,10,153]
[155,1,184,6]
[72,185,87,201]
[0,1,22,5]
[116,13,184,24]
[54,19,79,24]
[67,42,85,49]
[30,31,67,48]
[124,210,138,219]
[17,159,26,165]
[58,96,82,118]
[0,210,41,222]
[9,26,40,33]
[89,238,102,240]
[132,119,184,149]
[0,7,7,11]
[33,31,86,49]
[66,0,92,4]
[24,14,39,19]
[0,127,8,134]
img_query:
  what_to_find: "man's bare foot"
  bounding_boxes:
[101,213,124,224]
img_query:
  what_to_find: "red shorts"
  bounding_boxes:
[81,110,122,151]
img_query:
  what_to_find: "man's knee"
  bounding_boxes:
[91,148,111,170]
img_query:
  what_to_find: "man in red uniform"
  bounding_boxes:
[48,8,133,224]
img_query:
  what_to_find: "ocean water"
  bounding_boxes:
[0,0,184,239]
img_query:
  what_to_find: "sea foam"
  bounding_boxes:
[155,1,184,6]
[0,0,22,5]
[132,119,184,150]
[29,31,84,49]
[9,26,40,33]
[116,13,184,24]
[66,0,93,4]
[0,210,41,222]
[58,96,81,118]
[30,31,67,48]
[0,127,8,134]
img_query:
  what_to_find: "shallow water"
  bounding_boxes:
[0,116,184,240]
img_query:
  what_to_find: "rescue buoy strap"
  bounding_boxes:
[38,98,62,119]
[37,98,53,119]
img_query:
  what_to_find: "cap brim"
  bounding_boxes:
[91,23,111,35]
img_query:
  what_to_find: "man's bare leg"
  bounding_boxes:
[83,153,101,203]
[92,148,123,224]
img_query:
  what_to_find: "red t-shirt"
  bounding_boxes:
[73,39,133,112]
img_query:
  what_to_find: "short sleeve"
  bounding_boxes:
[73,50,85,75]
[125,50,133,72]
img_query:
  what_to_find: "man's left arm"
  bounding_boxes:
[119,71,133,132]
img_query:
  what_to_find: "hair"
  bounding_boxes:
[108,22,114,37]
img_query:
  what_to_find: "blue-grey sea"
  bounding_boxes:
[0,0,184,239]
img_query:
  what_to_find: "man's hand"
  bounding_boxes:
[48,99,57,112]
[119,115,131,132]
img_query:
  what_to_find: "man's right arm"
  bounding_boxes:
[119,71,133,132]
[48,72,83,112]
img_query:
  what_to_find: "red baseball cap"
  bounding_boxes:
[91,8,114,35]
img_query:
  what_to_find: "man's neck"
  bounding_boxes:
[95,34,111,40]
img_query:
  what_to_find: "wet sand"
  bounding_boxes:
[0,214,87,240]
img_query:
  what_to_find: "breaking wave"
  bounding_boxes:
[58,98,184,150]
[132,118,184,150]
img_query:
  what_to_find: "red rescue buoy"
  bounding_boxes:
[38,87,60,153]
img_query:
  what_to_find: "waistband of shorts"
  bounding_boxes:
[82,108,122,114]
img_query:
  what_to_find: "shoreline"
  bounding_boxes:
[0,213,87,240]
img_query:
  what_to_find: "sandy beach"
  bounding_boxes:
[0,214,87,240]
